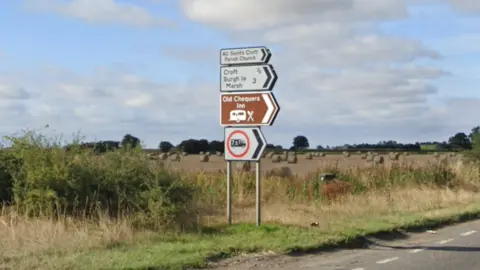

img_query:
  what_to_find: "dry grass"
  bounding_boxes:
[0,187,479,270]
[202,187,478,227]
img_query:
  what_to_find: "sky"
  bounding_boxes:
[1,0,480,148]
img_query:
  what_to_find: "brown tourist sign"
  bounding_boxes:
[220,92,280,126]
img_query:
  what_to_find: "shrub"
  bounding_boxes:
[3,132,198,231]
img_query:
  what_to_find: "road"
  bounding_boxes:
[211,219,480,270]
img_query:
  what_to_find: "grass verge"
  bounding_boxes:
[2,188,480,270]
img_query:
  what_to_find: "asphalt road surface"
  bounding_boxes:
[212,219,480,270]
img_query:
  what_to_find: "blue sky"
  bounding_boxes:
[1,0,480,148]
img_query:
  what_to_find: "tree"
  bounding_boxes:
[469,126,480,146]
[208,140,224,153]
[177,139,211,154]
[316,145,324,150]
[121,134,140,149]
[198,139,209,153]
[448,132,471,150]
[292,135,309,149]
[159,141,174,153]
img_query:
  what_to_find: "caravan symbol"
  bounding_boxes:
[230,139,246,148]
[229,110,246,122]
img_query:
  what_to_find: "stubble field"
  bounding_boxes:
[161,152,458,175]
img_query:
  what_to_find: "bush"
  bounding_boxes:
[2,132,198,231]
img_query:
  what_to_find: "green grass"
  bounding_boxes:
[7,201,480,270]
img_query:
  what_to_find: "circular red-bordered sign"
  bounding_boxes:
[226,130,250,158]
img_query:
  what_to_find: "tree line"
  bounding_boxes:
[66,126,480,154]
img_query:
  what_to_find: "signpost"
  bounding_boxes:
[224,127,266,161]
[220,45,279,227]
[220,64,277,92]
[220,46,271,66]
[220,92,280,126]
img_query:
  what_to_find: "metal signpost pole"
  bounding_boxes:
[255,160,261,226]
[220,46,278,227]
[227,160,232,225]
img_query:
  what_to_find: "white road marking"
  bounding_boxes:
[460,230,477,236]
[409,248,425,253]
[437,238,454,244]
[351,268,364,270]
[376,257,399,264]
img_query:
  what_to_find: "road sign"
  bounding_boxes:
[220,92,280,126]
[220,64,277,92]
[224,127,266,161]
[220,46,271,66]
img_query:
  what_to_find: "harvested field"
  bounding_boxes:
[161,153,459,176]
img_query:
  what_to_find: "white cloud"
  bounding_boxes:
[446,0,480,13]
[0,84,30,99]
[181,0,408,30]
[174,0,480,146]
[0,66,221,144]
[24,0,175,27]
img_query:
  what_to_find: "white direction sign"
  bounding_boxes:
[220,64,277,92]
[220,46,271,66]
[224,127,266,161]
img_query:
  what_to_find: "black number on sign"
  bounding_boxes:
[252,78,256,84]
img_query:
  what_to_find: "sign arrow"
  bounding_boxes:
[220,64,277,92]
[224,127,267,161]
[220,46,271,66]
[220,92,280,126]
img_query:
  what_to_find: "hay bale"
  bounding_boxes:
[199,151,205,155]
[433,152,440,158]
[305,153,313,160]
[360,153,367,159]
[449,152,456,157]
[267,152,275,159]
[181,152,188,156]
[365,154,374,162]
[373,155,384,164]
[159,153,168,160]
[237,161,251,172]
[206,152,211,156]
[265,166,293,178]
[216,151,223,156]
[272,155,282,163]
[318,152,326,157]
[389,152,400,160]
[200,154,209,162]
[356,151,362,155]
[343,151,350,157]
[403,152,410,156]
[168,151,176,156]
[170,153,181,162]
[287,154,297,164]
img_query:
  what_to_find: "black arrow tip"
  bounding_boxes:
[261,48,266,61]
[251,129,264,160]
[263,66,271,88]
